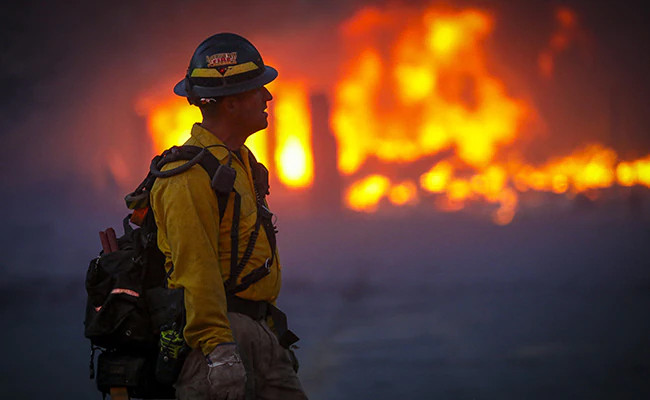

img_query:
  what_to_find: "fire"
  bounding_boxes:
[333,6,528,222]
[389,181,418,206]
[333,5,650,224]
[420,161,453,193]
[134,4,650,225]
[137,80,314,189]
[272,82,314,189]
[512,144,617,193]
[346,175,390,212]
[136,96,201,152]
[333,7,527,175]
[616,157,650,187]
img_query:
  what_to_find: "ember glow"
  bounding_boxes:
[538,7,581,78]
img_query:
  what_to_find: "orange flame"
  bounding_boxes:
[136,96,200,151]
[272,82,314,189]
[336,5,649,223]
[134,5,649,225]
[346,174,391,212]
[333,7,527,175]
[137,80,314,189]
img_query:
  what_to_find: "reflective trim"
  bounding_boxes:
[191,62,259,78]
[111,288,140,298]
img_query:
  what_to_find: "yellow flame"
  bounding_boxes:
[135,5,650,225]
[137,86,287,179]
[136,96,199,151]
[346,174,391,212]
[635,157,650,186]
[420,161,453,193]
[512,144,617,193]
[273,82,314,189]
[333,6,527,181]
[616,162,635,187]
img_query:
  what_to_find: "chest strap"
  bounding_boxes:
[147,145,278,295]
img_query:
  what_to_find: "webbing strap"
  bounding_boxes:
[229,192,241,286]
[145,145,230,220]
[223,149,278,294]
[148,145,277,294]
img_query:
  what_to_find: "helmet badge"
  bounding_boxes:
[206,52,238,67]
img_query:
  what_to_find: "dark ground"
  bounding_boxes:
[1,196,649,399]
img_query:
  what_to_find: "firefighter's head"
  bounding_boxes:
[174,32,277,105]
[175,33,276,135]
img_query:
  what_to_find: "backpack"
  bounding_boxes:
[84,145,275,399]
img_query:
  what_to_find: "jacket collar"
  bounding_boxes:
[188,123,251,166]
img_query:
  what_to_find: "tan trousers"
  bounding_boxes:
[175,312,308,400]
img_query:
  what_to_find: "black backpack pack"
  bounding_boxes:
[84,145,275,399]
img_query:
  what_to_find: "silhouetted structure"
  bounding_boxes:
[310,93,342,214]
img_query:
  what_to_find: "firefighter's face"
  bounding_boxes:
[230,86,273,135]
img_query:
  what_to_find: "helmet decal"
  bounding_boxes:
[206,52,238,67]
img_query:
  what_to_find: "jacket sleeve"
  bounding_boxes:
[150,164,234,355]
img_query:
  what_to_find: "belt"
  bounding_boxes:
[226,295,299,348]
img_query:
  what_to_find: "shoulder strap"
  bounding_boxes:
[247,149,270,199]
[225,148,278,295]
[146,145,231,221]
[133,145,276,295]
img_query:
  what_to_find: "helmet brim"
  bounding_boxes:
[173,65,278,98]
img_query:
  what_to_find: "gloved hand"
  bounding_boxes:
[206,343,246,400]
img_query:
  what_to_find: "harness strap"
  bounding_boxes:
[147,145,277,294]
[229,192,241,287]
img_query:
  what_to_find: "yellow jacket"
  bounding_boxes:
[150,123,282,355]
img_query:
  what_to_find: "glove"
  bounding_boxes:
[206,343,246,400]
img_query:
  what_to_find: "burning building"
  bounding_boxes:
[130,3,650,224]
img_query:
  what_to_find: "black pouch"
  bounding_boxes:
[96,351,175,399]
[84,250,155,348]
[145,286,190,385]
[145,286,185,329]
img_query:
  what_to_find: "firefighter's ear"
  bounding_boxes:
[221,96,238,114]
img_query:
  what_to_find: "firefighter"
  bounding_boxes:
[150,32,307,400]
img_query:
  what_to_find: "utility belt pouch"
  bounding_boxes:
[96,352,147,390]
[145,287,185,329]
[96,352,175,399]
